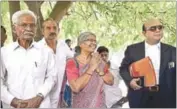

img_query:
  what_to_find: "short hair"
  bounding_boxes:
[1,25,6,34]
[97,46,109,54]
[65,39,71,43]
[12,10,37,25]
[77,32,96,46]
[42,18,59,29]
[142,24,146,32]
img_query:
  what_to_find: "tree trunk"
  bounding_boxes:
[8,1,20,41]
[49,1,72,22]
[25,1,44,41]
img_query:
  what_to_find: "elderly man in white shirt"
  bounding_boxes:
[1,10,57,108]
[37,18,74,108]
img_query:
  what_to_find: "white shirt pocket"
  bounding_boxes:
[31,60,46,79]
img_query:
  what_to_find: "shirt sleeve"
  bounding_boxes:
[37,48,57,98]
[65,43,74,59]
[1,49,15,105]
[66,59,79,81]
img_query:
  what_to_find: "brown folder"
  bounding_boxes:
[129,57,157,87]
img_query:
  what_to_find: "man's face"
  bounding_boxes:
[14,15,36,41]
[143,19,163,44]
[100,51,109,62]
[1,28,7,46]
[42,20,59,40]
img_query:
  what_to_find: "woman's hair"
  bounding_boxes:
[75,32,96,55]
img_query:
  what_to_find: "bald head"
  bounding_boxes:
[142,18,162,32]
[144,18,162,27]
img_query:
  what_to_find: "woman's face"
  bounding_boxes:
[80,35,97,53]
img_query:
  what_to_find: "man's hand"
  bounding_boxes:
[24,96,43,108]
[10,98,28,108]
[130,78,142,90]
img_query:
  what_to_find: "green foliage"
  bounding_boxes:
[41,2,57,20]
[60,1,176,52]
[1,1,12,44]
[1,1,176,52]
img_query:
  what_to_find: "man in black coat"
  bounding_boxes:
[119,18,176,108]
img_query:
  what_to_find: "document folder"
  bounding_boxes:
[129,57,157,87]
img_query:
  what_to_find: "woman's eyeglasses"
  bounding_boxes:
[85,39,97,43]
[146,25,164,32]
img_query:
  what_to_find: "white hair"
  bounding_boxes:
[12,10,37,25]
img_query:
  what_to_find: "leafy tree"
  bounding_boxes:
[1,1,176,53]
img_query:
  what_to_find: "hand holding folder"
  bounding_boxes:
[129,57,157,87]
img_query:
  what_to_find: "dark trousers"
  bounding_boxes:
[1,101,3,108]
[139,90,161,108]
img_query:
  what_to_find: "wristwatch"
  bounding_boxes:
[37,93,44,99]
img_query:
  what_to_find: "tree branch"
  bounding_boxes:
[49,1,72,22]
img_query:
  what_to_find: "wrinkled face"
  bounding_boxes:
[143,19,163,44]
[100,51,109,62]
[1,28,7,46]
[42,20,59,40]
[14,14,36,41]
[80,35,97,53]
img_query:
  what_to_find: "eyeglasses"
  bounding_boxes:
[16,23,36,29]
[85,39,97,43]
[146,25,164,32]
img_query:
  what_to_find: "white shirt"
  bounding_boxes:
[37,38,74,108]
[145,41,160,84]
[104,59,124,108]
[1,41,57,108]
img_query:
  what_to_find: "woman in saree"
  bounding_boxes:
[66,32,114,108]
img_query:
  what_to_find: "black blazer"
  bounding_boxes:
[119,41,176,108]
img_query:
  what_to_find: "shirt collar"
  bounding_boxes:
[41,37,58,55]
[41,38,48,46]
[13,39,37,50]
[42,37,59,46]
[145,41,161,49]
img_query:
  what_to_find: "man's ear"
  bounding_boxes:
[142,31,146,36]
[12,25,16,34]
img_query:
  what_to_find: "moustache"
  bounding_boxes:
[49,33,57,36]
[24,31,34,36]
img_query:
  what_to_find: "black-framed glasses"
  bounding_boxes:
[146,25,164,32]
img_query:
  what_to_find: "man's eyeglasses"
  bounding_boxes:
[16,23,36,29]
[146,25,164,32]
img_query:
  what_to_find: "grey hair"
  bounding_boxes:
[12,10,37,25]
[77,31,96,46]
[74,32,96,56]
